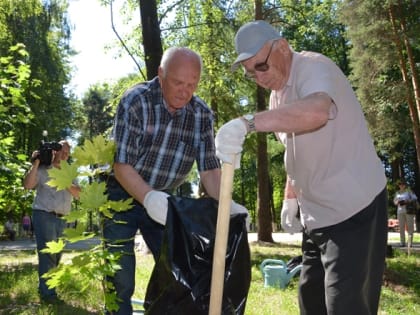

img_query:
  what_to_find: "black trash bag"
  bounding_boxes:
[286,255,302,274]
[144,196,251,315]
[286,255,302,275]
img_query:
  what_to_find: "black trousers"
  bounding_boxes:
[299,188,388,315]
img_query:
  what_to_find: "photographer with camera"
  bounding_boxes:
[23,139,80,304]
[393,180,417,247]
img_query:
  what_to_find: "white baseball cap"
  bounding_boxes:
[232,20,281,71]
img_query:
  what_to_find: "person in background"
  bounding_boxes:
[23,140,80,304]
[104,47,248,315]
[215,20,387,315]
[4,218,16,241]
[22,213,31,238]
[393,180,417,247]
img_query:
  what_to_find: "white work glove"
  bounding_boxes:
[281,198,303,234]
[230,201,251,232]
[215,118,248,169]
[143,190,170,225]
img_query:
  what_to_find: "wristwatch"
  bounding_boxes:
[242,114,256,132]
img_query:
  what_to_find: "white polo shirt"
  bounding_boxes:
[270,51,386,230]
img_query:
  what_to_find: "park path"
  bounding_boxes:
[0,232,301,251]
[1,232,418,252]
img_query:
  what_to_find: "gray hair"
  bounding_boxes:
[160,47,203,77]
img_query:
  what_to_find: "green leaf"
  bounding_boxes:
[63,223,94,242]
[103,198,134,213]
[73,135,115,166]
[47,161,79,190]
[64,208,88,222]
[40,239,66,254]
[44,267,65,289]
[80,181,108,209]
[100,198,134,218]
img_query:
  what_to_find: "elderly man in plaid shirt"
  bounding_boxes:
[103,47,248,315]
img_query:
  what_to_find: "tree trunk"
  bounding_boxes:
[396,0,420,119]
[396,1,420,183]
[257,126,274,242]
[139,0,162,79]
[389,5,420,174]
[254,0,274,242]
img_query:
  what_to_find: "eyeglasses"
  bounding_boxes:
[244,40,276,79]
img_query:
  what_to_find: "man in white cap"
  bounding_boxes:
[215,20,388,315]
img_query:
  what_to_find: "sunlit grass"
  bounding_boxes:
[245,241,301,315]
[0,236,419,314]
[388,232,420,243]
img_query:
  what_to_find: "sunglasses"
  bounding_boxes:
[244,40,276,79]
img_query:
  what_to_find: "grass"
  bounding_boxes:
[388,232,420,244]
[0,234,420,314]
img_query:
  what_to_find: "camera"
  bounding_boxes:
[33,131,62,166]
[37,141,62,166]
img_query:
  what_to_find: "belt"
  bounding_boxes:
[49,211,65,218]
[34,209,65,218]
[101,174,173,195]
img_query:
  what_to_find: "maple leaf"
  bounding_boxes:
[80,181,108,209]
[64,208,88,222]
[44,267,65,289]
[73,135,115,166]
[40,238,66,254]
[63,223,94,243]
[99,198,133,218]
[106,199,133,212]
[47,160,79,190]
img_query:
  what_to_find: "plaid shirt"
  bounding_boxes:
[113,77,220,190]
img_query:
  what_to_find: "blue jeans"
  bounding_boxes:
[103,177,164,315]
[32,209,66,299]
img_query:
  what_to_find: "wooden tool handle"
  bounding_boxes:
[209,156,236,315]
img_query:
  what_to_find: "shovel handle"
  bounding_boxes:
[209,156,236,315]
